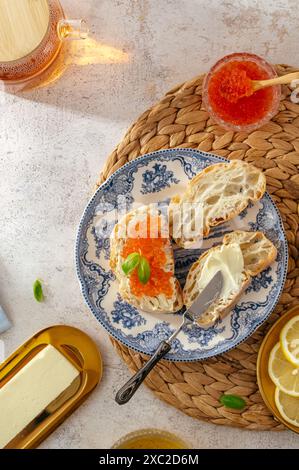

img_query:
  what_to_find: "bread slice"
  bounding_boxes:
[110,205,183,313]
[222,230,277,277]
[183,231,277,328]
[169,160,266,248]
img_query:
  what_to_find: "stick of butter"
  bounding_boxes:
[0,344,79,448]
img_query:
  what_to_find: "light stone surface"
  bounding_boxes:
[1,0,299,449]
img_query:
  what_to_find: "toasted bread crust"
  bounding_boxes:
[183,230,276,328]
[169,161,266,248]
[222,230,277,276]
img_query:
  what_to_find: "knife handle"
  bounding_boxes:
[115,341,171,405]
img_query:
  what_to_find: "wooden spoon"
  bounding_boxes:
[252,71,299,92]
[221,71,299,102]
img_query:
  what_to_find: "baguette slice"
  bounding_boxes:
[169,160,266,248]
[110,205,183,313]
[183,231,277,328]
[222,230,277,277]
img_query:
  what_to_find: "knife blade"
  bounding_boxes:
[187,270,224,322]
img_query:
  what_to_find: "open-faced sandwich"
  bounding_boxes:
[169,160,266,248]
[183,230,277,328]
[110,205,183,313]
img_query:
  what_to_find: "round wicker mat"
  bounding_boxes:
[97,64,299,430]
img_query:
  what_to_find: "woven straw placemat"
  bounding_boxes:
[97,64,299,430]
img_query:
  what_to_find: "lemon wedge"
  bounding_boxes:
[280,315,299,367]
[275,388,299,427]
[268,343,299,397]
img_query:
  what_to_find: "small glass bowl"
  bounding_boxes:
[202,52,281,132]
[111,428,190,449]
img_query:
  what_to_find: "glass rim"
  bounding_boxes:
[111,428,191,449]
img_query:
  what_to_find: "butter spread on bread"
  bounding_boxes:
[196,243,245,301]
[169,161,266,248]
[183,231,277,328]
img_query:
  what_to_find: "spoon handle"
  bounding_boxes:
[253,72,299,91]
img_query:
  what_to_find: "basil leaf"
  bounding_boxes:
[122,252,141,276]
[219,394,246,410]
[33,279,44,303]
[138,256,151,284]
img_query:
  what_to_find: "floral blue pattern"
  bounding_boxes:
[111,296,146,329]
[245,267,273,294]
[99,173,135,208]
[141,163,179,194]
[125,321,185,354]
[183,322,225,346]
[76,148,288,361]
[91,223,113,260]
[248,201,279,245]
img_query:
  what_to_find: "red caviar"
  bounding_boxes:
[207,60,276,126]
[218,66,253,103]
[121,216,173,299]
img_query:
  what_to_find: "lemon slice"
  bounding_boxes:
[275,388,299,427]
[268,343,299,397]
[280,315,299,367]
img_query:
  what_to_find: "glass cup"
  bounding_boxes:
[111,429,190,449]
[0,0,88,84]
[202,52,281,132]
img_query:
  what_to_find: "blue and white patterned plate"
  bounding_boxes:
[76,148,288,361]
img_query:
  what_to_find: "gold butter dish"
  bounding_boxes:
[0,325,102,449]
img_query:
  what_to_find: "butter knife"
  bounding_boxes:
[115,270,224,405]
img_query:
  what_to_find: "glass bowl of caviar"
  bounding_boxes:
[202,52,281,132]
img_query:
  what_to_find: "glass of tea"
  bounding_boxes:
[0,0,88,84]
[111,429,190,449]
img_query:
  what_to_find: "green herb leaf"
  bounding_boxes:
[33,279,44,303]
[122,252,141,276]
[137,256,151,284]
[219,394,246,410]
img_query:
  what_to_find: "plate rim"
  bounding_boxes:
[75,148,288,362]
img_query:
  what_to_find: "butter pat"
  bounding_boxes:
[0,344,79,448]
[197,243,244,300]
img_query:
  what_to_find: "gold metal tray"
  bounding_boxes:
[257,305,299,434]
[0,325,102,449]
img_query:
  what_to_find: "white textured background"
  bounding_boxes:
[1,0,299,449]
